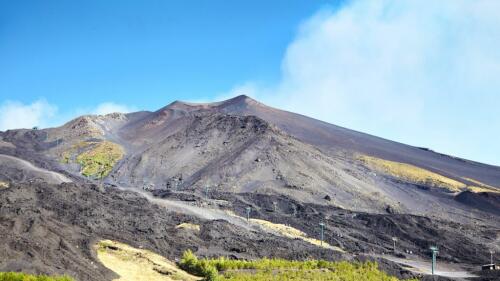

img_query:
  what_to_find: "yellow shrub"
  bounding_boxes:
[358,155,466,192]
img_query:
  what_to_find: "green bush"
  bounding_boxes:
[178,251,418,281]
[179,250,219,281]
[0,272,73,281]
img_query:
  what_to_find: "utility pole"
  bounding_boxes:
[246,207,252,222]
[392,237,398,253]
[319,222,325,246]
[430,246,439,275]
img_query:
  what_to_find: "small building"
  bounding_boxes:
[481,264,498,271]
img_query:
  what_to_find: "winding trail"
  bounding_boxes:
[0,154,72,184]
[115,186,257,231]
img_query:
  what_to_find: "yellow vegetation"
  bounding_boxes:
[175,223,201,232]
[0,181,9,189]
[95,240,200,281]
[76,141,124,178]
[60,141,98,164]
[250,219,344,253]
[462,177,500,193]
[467,186,499,193]
[358,155,466,192]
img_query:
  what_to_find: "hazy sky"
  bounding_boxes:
[1,0,499,166]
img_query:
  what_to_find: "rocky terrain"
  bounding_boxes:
[0,95,499,280]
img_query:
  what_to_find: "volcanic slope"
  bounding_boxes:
[112,112,394,211]
[0,181,349,281]
[1,95,499,280]
[2,95,499,219]
[214,95,500,188]
[107,97,499,217]
[120,95,500,192]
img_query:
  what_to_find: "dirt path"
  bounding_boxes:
[116,186,257,231]
[116,186,346,250]
[0,154,72,184]
[377,254,477,279]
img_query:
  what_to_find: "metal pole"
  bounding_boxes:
[246,207,251,222]
[319,222,325,246]
[432,252,436,275]
[392,237,397,253]
[430,246,438,275]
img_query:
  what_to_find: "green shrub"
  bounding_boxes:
[0,272,73,281]
[177,251,418,281]
[179,250,219,281]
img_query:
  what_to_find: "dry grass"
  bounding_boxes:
[222,211,344,252]
[249,219,345,253]
[462,177,500,193]
[0,181,9,189]
[95,240,200,281]
[463,177,492,187]
[466,186,500,193]
[175,223,201,232]
[76,141,124,178]
[358,155,467,192]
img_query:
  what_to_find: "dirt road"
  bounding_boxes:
[378,255,477,279]
[0,154,72,184]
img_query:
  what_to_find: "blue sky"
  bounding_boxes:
[0,0,340,110]
[1,0,500,166]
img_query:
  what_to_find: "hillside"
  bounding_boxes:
[0,95,499,280]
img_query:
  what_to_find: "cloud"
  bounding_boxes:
[0,100,57,131]
[220,0,500,165]
[0,100,137,131]
[92,102,136,115]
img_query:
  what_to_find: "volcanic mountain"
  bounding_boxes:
[0,95,499,280]
[2,95,500,216]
